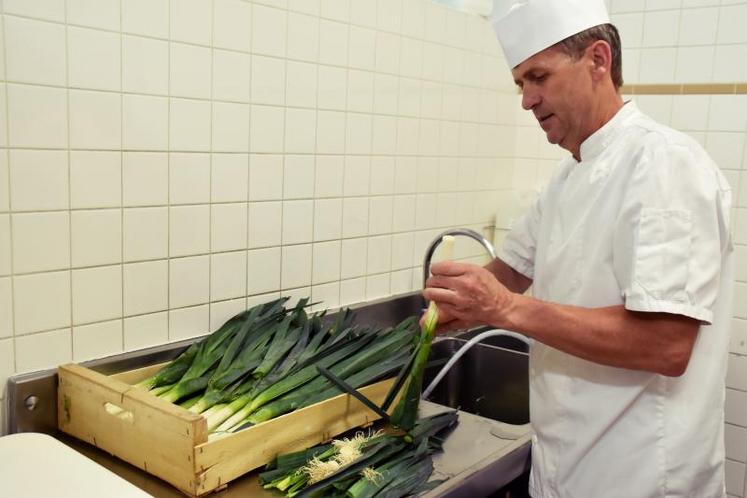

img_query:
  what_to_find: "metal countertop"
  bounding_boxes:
[6,293,532,497]
[57,401,531,498]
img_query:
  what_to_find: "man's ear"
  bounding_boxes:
[587,40,613,83]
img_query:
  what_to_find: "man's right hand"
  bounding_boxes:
[422,261,518,333]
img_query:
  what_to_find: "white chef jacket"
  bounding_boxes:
[500,102,734,498]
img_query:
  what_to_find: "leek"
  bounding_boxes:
[213,330,378,432]
[259,411,458,497]
[390,235,454,431]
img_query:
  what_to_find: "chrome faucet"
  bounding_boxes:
[422,228,498,289]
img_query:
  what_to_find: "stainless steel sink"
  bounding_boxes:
[456,327,530,353]
[424,337,530,425]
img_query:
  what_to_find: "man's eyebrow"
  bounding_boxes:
[513,68,533,86]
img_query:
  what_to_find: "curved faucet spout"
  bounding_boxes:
[422,228,497,290]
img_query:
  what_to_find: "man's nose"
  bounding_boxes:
[521,88,540,110]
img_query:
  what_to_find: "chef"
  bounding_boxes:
[423,0,735,497]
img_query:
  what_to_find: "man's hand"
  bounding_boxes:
[422,261,517,333]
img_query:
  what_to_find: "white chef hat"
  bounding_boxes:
[492,0,610,68]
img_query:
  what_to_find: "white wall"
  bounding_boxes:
[0,0,520,431]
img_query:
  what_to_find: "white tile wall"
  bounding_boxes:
[123,311,168,351]
[172,153,212,206]
[68,0,120,31]
[170,0,211,45]
[312,240,341,284]
[8,84,67,148]
[124,153,169,206]
[5,16,66,86]
[211,251,248,301]
[170,205,210,257]
[618,2,747,88]
[73,319,122,362]
[169,304,209,341]
[211,298,248,331]
[123,260,168,316]
[70,151,121,209]
[71,265,122,325]
[727,458,747,496]
[15,328,71,372]
[212,203,248,252]
[169,255,210,309]
[0,278,11,338]
[123,207,169,261]
[122,95,168,150]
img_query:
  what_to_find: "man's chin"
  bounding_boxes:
[544,132,560,145]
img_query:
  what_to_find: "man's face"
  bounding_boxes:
[511,47,593,155]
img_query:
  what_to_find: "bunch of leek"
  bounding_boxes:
[211,319,417,435]
[134,297,420,435]
[259,411,458,497]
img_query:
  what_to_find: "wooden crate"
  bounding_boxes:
[57,362,396,496]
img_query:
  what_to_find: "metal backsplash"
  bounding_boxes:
[4,292,426,435]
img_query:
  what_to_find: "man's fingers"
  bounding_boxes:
[430,261,470,277]
[433,304,456,324]
[423,287,460,307]
[425,274,457,290]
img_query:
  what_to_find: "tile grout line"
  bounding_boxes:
[12,4,747,81]
[0,186,527,217]
[64,0,75,363]
[1,62,512,102]
[623,83,747,95]
[0,147,526,163]
[0,258,493,337]
[301,18,319,306]
[0,1,19,379]
[0,6,559,58]
[383,0,406,303]
[29,204,504,252]
[359,4,379,302]
[305,4,323,307]
[205,0,214,332]
[165,0,172,341]
[709,4,722,88]
[324,2,359,308]
[119,0,125,353]
[244,0,253,309]
[278,2,292,303]
[670,4,684,123]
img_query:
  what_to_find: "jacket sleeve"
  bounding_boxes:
[499,192,544,280]
[612,136,732,324]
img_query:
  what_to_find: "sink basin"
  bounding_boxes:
[424,337,530,425]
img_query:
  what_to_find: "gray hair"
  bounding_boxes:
[554,23,623,88]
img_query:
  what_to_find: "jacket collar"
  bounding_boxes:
[578,100,638,163]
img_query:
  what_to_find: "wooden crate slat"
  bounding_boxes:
[60,364,207,428]
[58,364,207,495]
[109,362,169,385]
[58,364,404,496]
[193,379,395,494]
